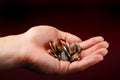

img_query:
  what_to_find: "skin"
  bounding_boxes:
[0,25,109,74]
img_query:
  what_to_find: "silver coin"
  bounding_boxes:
[63,46,70,58]
[61,51,69,61]
[64,42,71,54]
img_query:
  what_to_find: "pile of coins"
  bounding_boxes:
[47,39,81,62]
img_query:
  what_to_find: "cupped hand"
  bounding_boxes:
[19,25,109,74]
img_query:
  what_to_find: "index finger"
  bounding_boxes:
[58,31,82,43]
[80,36,104,49]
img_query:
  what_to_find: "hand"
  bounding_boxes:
[19,25,109,74]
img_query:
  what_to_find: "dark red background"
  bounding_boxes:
[0,0,120,80]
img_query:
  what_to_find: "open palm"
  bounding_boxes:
[20,26,109,74]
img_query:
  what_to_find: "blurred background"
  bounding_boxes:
[0,0,120,80]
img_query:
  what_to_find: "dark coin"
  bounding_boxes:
[74,43,81,52]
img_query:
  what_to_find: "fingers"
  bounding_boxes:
[68,48,108,73]
[80,36,104,49]
[81,41,109,57]
[58,31,82,43]
[78,48,108,70]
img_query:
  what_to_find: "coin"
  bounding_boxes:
[69,43,76,55]
[49,40,56,52]
[74,42,81,52]
[63,46,71,59]
[61,51,69,61]
[70,52,80,62]
[47,39,81,62]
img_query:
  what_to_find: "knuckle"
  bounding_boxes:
[91,38,98,43]
[94,55,103,61]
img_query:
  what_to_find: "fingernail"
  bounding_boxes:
[104,41,109,48]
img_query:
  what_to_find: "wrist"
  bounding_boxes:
[0,34,24,70]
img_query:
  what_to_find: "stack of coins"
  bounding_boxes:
[47,39,81,62]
